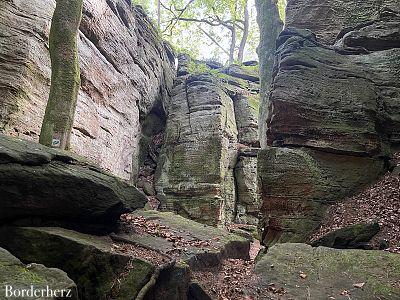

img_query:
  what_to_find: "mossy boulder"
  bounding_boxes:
[0,227,154,300]
[144,262,191,300]
[0,247,78,299]
[116,210,250,270]
[254,243,400,299]
[312,223,380,249]
[0,134,146,227]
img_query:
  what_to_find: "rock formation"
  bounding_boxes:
[0,134,146,228]
[0,247,78,299]
[254,243,400,299]
[0,211,249,299]
[155,58,261,225]
[256,0,400,244]
[0,0,175,180]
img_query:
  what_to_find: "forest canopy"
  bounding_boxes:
[133,0,286,64]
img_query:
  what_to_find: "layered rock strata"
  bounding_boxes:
[0,134,146,228]
[155,60,261,225]
[256,0,400,244]
[0,0,175,180]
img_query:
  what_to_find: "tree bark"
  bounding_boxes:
[237,0,249,63]
[39,0,83,150]
[157,0,161,28]
[229,26,237,65]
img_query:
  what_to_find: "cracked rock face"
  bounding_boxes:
[155,58,261,225]
[257,0,400,244]
[0,0,175,180]
[155,74,239,225]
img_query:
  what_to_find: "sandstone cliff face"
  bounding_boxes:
[257,0,400,243]
[0,0,175,180]
[155,59,261,225]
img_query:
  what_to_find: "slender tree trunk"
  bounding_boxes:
[255,0,283,147]
[229,26,237,65]
[39,0,83,149]
[237,0,249,63]
[157,0,161,28]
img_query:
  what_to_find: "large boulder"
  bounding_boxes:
[0,134,146,226]
[155,57,261,226]
[311,222,380,249]
[0,0,175,180]
[254,243,400,299]
[266,27,400,155]
[0,227,156,300]
[0,210,250,299]
[0,247,78,299]
[116,210,251,270]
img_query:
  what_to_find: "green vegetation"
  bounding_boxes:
[133,0,264,64]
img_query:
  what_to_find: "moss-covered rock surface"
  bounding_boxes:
[117,210,250,270]
[255,243,400,300]
[0,226,154,299]
[0,247,78,299]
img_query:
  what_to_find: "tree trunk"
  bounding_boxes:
[39,0,83,150]
[255,0,283,148]
[229,26,237,65]
[157,0,161,28]
[237,0,249,63]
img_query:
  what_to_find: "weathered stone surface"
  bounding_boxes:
[234,156,260,225]
[255,0,283,148]
[258,147,385,244]
[0,210,250,300]
[222,64,260,83]
[0,247,78,299]
[285,0,400,44]
[0,134,146,226]
[0,227,155,300]
[117,210,250,270]
[312,222,380,249]
[156,55,261,225]
[254,243,400,299]
[267,27,400,156]
[257,1,400,243]
[0,0,175,180]
[155,74,239,225]
[336,14,400,52]
[145,262,191,300]
[233,94,260,147]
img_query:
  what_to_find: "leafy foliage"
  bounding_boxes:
[132,0,265,64]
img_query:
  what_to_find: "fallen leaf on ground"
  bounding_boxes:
[299,271,307,279]
[340,290,350,296]
[353,282,365,288]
